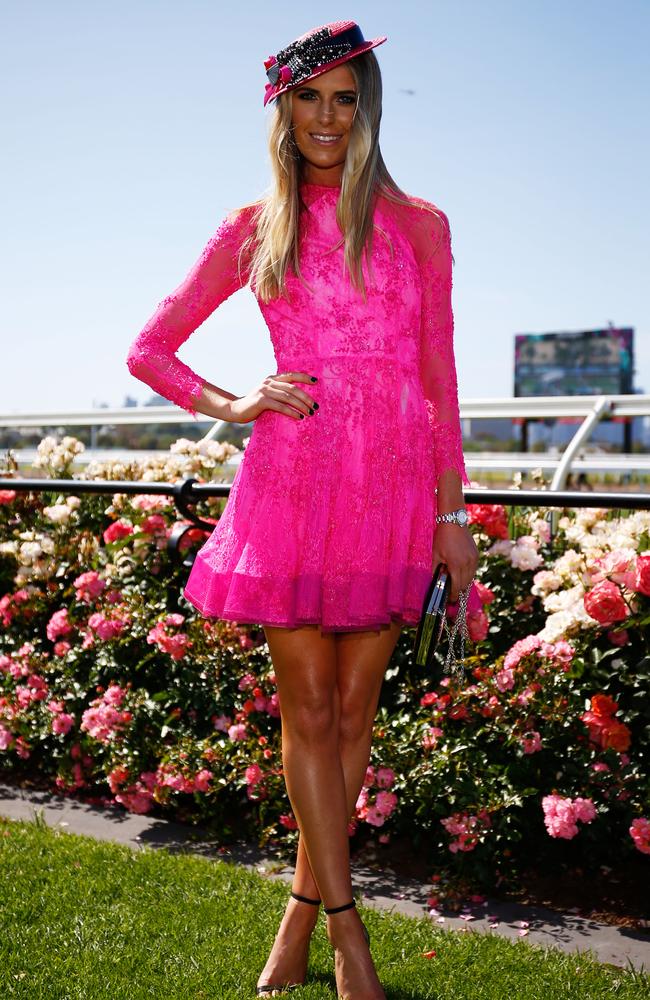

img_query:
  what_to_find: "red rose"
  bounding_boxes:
[584,580,629,626]
[466,503,509,539]
[601,720,631,752]
[474,580,495,605]
[590,693,619,718]
[103,520,134,544]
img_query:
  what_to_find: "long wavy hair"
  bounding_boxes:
[242,49,445,304]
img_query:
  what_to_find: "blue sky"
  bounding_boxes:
[2,0,648,414]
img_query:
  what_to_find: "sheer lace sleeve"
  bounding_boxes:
[407,200,471,487]
[126,204,258,416]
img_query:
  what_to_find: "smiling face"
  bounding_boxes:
[290,63,358,186]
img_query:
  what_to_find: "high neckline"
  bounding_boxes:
[300,180,341,192]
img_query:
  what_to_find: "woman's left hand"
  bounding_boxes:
[431,523,480,602]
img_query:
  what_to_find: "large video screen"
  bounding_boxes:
[514,328,634,396]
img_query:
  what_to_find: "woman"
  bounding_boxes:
[126,20,479,999]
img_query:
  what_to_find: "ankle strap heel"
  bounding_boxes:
[324,897,370,946]
[324,899,356,914]
[290,890,322,905]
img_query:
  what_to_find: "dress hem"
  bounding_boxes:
[182,584,420,633]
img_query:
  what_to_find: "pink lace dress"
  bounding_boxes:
[126,181,471,631]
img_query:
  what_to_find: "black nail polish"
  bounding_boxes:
[309,408,314,415]
[300,414,304,419]
[310,376,318,382]
[312,402,319,410]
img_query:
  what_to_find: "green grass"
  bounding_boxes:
[1,816,647,1000]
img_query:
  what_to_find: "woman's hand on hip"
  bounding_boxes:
[431,524,480,602]
[227,371,320,423]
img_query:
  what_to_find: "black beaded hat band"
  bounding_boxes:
[263,20,387,107]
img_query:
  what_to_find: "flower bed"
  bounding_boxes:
[0,437,649,893]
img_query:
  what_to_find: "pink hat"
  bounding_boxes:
[263,20,387,107]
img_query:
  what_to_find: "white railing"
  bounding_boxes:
[2,393,649,490]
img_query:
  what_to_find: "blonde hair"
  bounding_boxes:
[241,50,446,303]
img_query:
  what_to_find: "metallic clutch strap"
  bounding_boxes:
[441,581,472,683]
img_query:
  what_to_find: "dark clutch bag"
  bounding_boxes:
[413,561,470,682]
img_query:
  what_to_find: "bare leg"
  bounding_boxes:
[255,623,339,996]
[325,622,402,1000]
[256,621,402,997]
[292,623,403,899]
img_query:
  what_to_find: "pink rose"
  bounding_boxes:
[73,571,106,603]
[88,612,127,641]
[375,767,395,789]
[504,634,542,670]
[46,608,73,642]
[52,712,75,735]
[212,713,231,733]
[245,763,263,786]
[422,725,444,749]
[495,667,515,692]
[0,725,14,750]
[375,790,398,816]
[238,672,257,691]
[520,731,542,754]
[542,794,597,839]
[629,817,650,855]
[115,788,154,814]
[365,805,387,827]
[633,554,650,597]
[589,550,637,588]
[467,609,489,641]
[194,769,213,792]
[607,628,629,647]
[140,514,167,535]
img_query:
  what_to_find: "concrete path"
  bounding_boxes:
[1,781,649,974]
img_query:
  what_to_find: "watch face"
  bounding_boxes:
[457,509,468,525]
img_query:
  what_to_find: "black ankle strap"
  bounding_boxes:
[290,890,322,905]
[324,898,356,915]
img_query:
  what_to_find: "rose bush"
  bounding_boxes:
[0,438,648,892]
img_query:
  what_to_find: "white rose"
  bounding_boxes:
[510,543,543,571]
[43,504,72,524]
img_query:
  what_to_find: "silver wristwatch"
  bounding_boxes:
[435,506,468,527]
